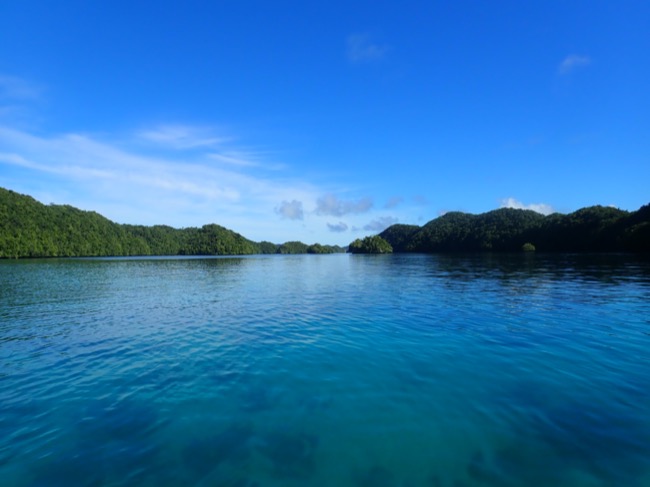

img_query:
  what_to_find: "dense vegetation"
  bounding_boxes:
[374,205,650,253]
[348,236,393,254]
[0,188,344,258]
[3,187,648,258]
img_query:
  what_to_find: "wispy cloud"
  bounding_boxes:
[558,55,591,75]
[0,123,410,245]
[0,74,42,100]
[0,127,240,200]
[139,124,229,149]
[315,193,373,216]
[363,216,398,232]
[275,200,304,220]
[208,151,284,171]
[347,34,389,63]
[0,125,321,242]
[207,152,259,169]
[500,197,554,215]
[327,221,349,233]
[384,196,403,209]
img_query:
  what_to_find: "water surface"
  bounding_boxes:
[1,253,649,486]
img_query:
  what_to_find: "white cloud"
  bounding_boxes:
[275,200,304,220]
[139,124,229,149]
[315,194,372,216]
[0,125,325,243]
[0,128,241,200]
[500,197,554,215]
[327,221,349,233]
[208,152,259,168]
[0,124,421,246]
[208,151,285,171]
[558,55,591,75]
[363,216,398,232]
[316,194,373,216]
[347,34,389,63]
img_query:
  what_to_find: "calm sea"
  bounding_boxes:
[1,253,649,486]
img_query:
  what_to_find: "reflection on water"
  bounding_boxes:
[1,253,649,486]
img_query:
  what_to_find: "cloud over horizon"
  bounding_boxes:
[315,194,373,217]
[500,197,554,215]
[363,216,398,232]
[275,200,304,220]
[327,221,349,233]
[0,121,427,246]
[0,125,323,243]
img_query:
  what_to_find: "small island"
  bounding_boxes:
[348,236,393,254]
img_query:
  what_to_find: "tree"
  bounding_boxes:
[379,224,420,252]
[258,241,279,254]
[348,235,393,254]
[278,241,309,254]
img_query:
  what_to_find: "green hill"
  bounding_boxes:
[372,204,650,253]
[0,187,343,258]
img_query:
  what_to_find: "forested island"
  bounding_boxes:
[2,187,649,258]
[353,204,650,254]
[0,188,344,258]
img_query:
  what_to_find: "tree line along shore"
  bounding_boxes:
[351,204,649,254]
[1,187,648,258]
[0,188,343,258]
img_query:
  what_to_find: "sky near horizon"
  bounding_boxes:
[1,1,649,245]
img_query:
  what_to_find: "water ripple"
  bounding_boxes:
[1,254,649,486]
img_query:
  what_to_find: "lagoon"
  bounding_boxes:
[1,253,649,486]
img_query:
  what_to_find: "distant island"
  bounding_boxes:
[0,188,344,258]
[1,187,648,258]
[352,204,650,254]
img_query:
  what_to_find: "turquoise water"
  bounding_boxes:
[1,253,649,486]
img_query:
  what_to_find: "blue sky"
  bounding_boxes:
[1,1,648,245]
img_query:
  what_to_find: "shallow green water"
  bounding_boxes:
[1,253,649,486]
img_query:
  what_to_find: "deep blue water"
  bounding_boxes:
[1,253,649,486]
